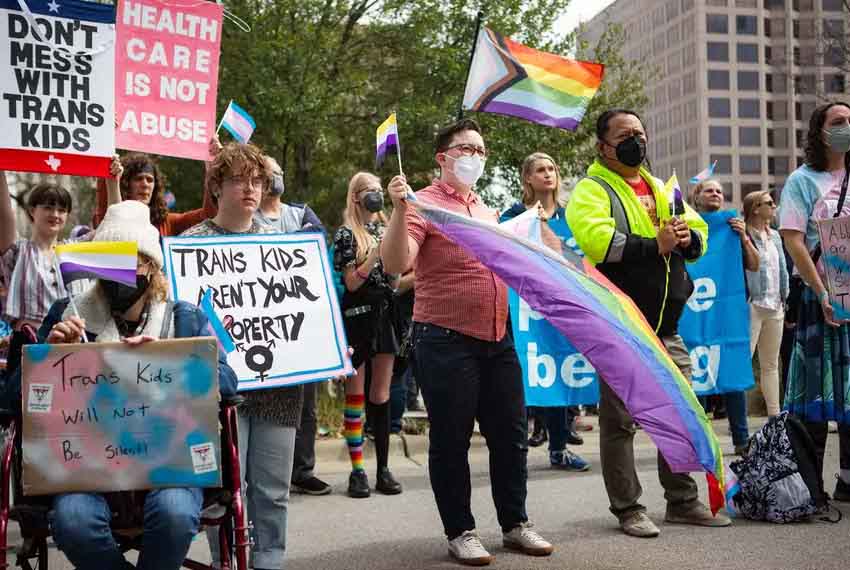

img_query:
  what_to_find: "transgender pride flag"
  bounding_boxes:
[218,101,256,144]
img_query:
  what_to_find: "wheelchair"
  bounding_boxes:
[0,327,250,570]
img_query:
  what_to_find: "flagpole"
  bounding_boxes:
[457,11,484,121]
[215,99,232,136]
[394,110,404,176]
[53,256,88,343]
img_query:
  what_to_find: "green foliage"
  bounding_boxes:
[156,1,652,228]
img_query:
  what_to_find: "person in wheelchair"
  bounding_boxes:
[26,200,238,570]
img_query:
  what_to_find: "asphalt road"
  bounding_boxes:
[11,416,850,570]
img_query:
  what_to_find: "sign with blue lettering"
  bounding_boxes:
[508,212,599,406]
[678,211,755,395]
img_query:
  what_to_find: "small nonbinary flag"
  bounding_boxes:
[689,161,717,185]
[376,113,399,169]
[55,241,138,287]
[219,101,256,144]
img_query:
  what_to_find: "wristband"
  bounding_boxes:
[819,290,830,305]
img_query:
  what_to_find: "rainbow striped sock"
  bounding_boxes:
[344,394,365,472]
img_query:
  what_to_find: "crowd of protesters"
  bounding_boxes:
[0,102,849,568]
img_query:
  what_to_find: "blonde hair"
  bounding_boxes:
[521,152,563,206]
[742,190,773,224]
[342,172,387,264]
[690,179,723,210]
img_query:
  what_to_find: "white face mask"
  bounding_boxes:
[447,154,486,186]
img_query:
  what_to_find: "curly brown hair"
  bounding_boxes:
[804,102,850,172]
[206,143,271,204]
[119,153,168,228]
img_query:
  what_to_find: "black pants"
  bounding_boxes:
[803,421,850,479]
[291,382,317,483]
[412,322,528,539]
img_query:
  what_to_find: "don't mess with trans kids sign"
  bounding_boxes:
[163,233,353,391]
[512,210,753,406]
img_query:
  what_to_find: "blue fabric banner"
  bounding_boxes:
[510,209,754,405]
[509,214,599,406]
[678,210,755,395]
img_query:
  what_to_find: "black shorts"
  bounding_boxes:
[342,290,399,369]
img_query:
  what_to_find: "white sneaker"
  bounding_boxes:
[502,522,554,556]
[448,530,493,566]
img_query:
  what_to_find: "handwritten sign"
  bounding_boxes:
[0,0,115,176]
[163,233,353,391]
[22,337,221,496]
[115,0,222,160]
[817,216,850,320]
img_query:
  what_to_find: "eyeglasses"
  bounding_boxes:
[760,200,776,208]
[225,175,265,189]
[445,143,488,158]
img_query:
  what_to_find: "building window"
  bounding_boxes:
[685,127,698,147]
[707,14,729,33]
[668,52,682,74]
[738,0,758,5]
[738,71,760,90]
[798,19,815,39]
[764,0,784,8]
[682,0,695,11]
[739,99,760,118]
[736,15,758,34]
[768,157,790,176]
[708,69,731,89]
[669,133,684,155]
[826,74,846,93]
[683,72,696,94]
[766,17,786,37]
[654,7,666,27]
[668,79,681,100]
[739,127,762,146]
[685,99,697,120]
[707,0,728,5]
[767,100,788,120]
[824,19,845,38]
[794,74,816,94]
[708,98,731,117]
[707,42,730,61]
[741,183,763,196]
[768,128,789,148]
[793,0,814,8]
[668,25,681,46]
[796,129,806,148]
[740,156,762,174]
[682,43,696,66]
[667,0,681,19]
[826,46,845,67]
[766,73,788,93]
[737,43,758,63]
[710,126,733,145]
[823,0,843,10]
[711,154,733,174]
[653,34,666,56]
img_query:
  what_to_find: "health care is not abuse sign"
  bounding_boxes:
[163,232,354,391]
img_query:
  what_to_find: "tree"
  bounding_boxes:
[156,1,652,228]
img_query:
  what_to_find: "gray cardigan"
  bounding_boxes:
[745,228,789,305]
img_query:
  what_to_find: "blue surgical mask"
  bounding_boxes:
[824,125,850,154]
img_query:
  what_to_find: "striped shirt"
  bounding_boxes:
[407,179,508,342]
[1,239,88,326]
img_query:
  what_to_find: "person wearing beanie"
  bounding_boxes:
[23,199,237,570]
[0,161,120,381]
[183,143,303,570]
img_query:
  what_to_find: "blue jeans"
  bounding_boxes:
[50,487,202,570]
[724,391,749,447]
[412,323,528,539]
[208,413,296,569]
[545,406,577,452]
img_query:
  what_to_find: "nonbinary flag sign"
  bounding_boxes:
[375,113,399,169]
[218,100,255,144]
[0,0,115,176]
[116,0,223,160]
[55,241,138,286]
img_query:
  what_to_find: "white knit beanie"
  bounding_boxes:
[93,201,164,269]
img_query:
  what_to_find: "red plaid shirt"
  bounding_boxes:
[406,179,508,342]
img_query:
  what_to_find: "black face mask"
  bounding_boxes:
[102,275,150,313]
[361,191,384,213]
[608,136,647,168]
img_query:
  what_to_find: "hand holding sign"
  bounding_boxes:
[47,317,87,345]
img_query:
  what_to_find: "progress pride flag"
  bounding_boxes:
[116,0,222,160]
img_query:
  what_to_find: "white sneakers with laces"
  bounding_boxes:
[448,530,493,566]
[502,522,554,556]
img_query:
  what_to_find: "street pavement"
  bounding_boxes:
[10,416,850,570]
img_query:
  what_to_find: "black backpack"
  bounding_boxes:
[728,412,837,523]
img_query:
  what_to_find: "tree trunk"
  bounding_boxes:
[294,138,313,199]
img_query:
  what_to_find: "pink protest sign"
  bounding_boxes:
[115,0,222,160]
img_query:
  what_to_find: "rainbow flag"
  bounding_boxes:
[376,113,399,169]
[55,241,138,287]
[462,27,604,131]
[410,199,726,513]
